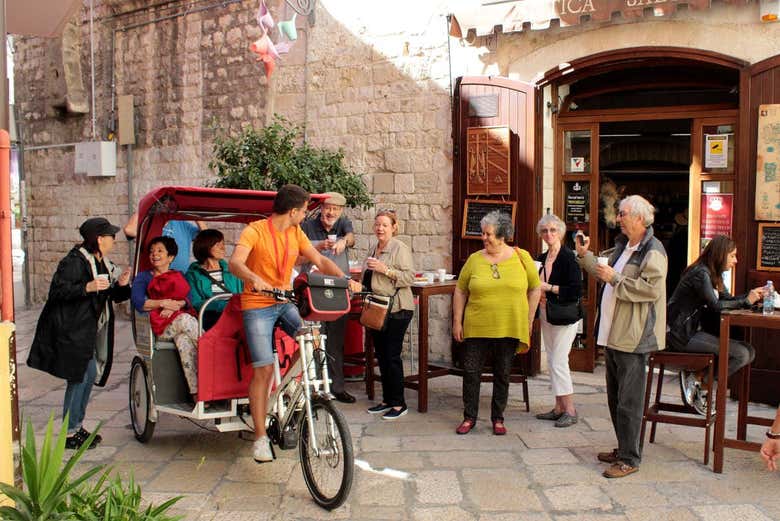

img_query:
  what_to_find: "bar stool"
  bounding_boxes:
[640,351,716,465]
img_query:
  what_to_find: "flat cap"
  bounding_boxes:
[322,192,346,206]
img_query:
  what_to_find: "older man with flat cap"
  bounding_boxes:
[300,192,357,403]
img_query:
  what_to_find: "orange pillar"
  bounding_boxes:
[0,129,11,321]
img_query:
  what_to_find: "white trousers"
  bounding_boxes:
[540,308,579,397]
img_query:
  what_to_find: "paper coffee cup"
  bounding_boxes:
[327,234,337,242]
[424,272,435,283]
[597,257,609,266]
[436,268,447,281]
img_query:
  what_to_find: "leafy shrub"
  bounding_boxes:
[209,115,372,209]
[0,416,180,521]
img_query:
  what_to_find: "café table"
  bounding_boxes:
[713,309,780,473]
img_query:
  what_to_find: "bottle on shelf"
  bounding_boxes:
[763,280,775,316]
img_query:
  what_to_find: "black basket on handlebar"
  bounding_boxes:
[292,272,351,321]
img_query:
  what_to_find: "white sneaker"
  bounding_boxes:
[253,436,273,463]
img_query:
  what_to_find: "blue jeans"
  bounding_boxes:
[63,357,96,435]
[243,303,302,367]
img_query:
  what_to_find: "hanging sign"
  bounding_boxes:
[704,134,728,169]
[756,104,780,220]
[700,193,733,244]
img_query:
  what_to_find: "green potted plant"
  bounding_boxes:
[209,115,372,209]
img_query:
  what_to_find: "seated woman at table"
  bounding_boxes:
[362,209,416,420]
[186,229,243,331]
[667,234,764,415]
[452,210,541,435]
[132,236,200,402]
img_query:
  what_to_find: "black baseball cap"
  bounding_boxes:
[79,217,120,241]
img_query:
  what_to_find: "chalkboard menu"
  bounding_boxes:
[462,199,517,240]
[758,223,780,271]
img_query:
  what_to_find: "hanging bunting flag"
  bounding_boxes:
[278,13,298,41]
[256,0,275,31]
[249,35,277,78]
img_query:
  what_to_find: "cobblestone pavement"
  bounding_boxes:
[11,304,780,520]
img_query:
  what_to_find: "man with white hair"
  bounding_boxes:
[575,195,667,479]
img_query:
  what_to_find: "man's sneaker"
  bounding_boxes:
[381,405,408,420]
[253,436,274,463]
[679,371,699,408]
[367,403,392,414]
[65,429,99,450]
[603,461,639,478]
[78,427,102,444]
[597,448,620,464]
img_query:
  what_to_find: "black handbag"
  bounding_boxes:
[541,262,582,326]
[545,296,582,326]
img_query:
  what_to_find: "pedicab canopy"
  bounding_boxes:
[134,185,328,272]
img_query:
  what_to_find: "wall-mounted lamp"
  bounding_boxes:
[546,100,558,114]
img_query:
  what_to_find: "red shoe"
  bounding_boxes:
[492,420,507,436]
[456,418,476,435]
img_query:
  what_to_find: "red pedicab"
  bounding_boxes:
[128,186,354,509]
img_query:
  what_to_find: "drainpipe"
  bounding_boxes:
[0,131,13,322]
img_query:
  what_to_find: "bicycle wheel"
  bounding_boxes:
[129,357,155,443]
[299,397,354,510]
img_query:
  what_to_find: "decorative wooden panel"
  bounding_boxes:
[466,126,510,195]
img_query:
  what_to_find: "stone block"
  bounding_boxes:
[395,174,415,193]
[413,470,461,504]
[386,151,411,173]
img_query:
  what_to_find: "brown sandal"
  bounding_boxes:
[456,418,476,435]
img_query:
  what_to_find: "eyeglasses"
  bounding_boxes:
[490,263,501,279]
[539,228,557,234]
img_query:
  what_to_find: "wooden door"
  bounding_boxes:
[737,56,780,405]
[452,76,539,374]
[453,77,538,270]
[554,122,599,372]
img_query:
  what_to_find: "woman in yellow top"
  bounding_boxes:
[453,210,541,435]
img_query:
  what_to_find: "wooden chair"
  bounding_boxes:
[640,351,716,465]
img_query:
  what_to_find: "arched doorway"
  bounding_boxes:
[541,47,747,371]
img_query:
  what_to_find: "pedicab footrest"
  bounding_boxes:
[293,273,351,322]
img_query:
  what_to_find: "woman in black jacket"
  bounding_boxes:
[534,214,583,428]
[667,234,763,414]
[28,218,131,449]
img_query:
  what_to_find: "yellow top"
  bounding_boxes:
[457,248,540,347]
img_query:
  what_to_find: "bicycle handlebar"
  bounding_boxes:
[261,288,296,301]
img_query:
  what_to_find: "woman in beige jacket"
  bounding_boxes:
[362,209,415,420]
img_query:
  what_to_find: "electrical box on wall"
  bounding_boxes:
[75,141,116,177]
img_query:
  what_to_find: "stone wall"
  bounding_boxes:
[15,0,456,359]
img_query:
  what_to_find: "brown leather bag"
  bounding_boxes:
[359,291,397,331]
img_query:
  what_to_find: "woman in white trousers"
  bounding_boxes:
[535,214,583,428]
